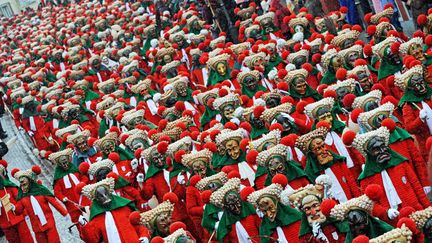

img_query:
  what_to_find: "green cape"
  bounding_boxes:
[358,149,407,180]
[145,163,168,181]
[0,177,18,189]
[17,181,54,200]
[265,55,283,75]
[259,202,302,243]
[320,70,336,85]
[377,58,402,81]
[290,85,322,101]
[207,68,232,87]
[264,160,310,186]
[241,84,267,98]
[202,203,222,232]
[89,194,136,220]
[53,163,80,182]
[389,127,412,144]
[200,106,219,129]
[250,126,269,140]
[213,151,246,169]
[304,151,346,182]
[344,215,393,242]
[298,213,349,237]
[177,88,194,102]
[216,200,256,242]
[398,86,432,106]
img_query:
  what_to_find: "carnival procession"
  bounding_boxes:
[2,0,432,242]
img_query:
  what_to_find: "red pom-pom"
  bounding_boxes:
[253,106,265,119]
[342,130,356,146]
[340,6,348,13]
[175,101,185,111]
[218,89,228,97]
[240,139,250,151]
[201,190,212,203]
[387,30,399,38]
[413,30,425,39]
[32,165,41,175]
[316,121,331,129]
[285,134,299,147]
[272,174,288,187]
[150,236,164,243]
[384,3,393,9]
[240,122,252,133]
[367,25,377,36]
[157,141,169,154]
[174,150,186,163]
[425,35,432,46]
[302,63,313,73]
[0,160,7,168]
[418,14,428,26]
[336,68,347,80]
[129,211,141,225]
[277,82,288,91]
[134,148,144,159]
[240,186,255,201]
[364,13,372,24]
[323,90,337,99]
[281,96,294,104]
[397,217,418,234]
[278,69,288,79]
[386,75,395,88]
[224,122,238,130]
[312,53,322,64]
[108,152,120,163]
[11,168,19,178]
[79,163,90,174]
[320,199,337,217]
[204,142,217,153]
[381,118,396,132]
[350,108,364,123]
[390,42,400,55]
[246,150,258,164]
[106,172,118,181]
[354,59,368,66]
[109,126,121,136]
[163,192,178,204]
[170,222,187,234]
[270,123,284,131]
[176,122,187,130]
[228,171,241,179]
[351,24,362,32]
[190,175,201,187]
[343,94,356,109]
[325,34,334,44]
[296,101,308,114]
[399,207,416,218]
[365,184,383,201]
[364,44,373,57]
[352,235,370,243]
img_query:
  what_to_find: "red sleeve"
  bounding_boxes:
[123,186,144,204]
[53,181,66,202]
[134,224,151,239]
[12,109,21,128]
[79,220,102,243]
[402,104,424,133]
[405,139,429,187]
[14,199,23,215]
[254,174,267,190]
[46,196,68,216]
[404,163,431,208]
[140,178,154,200]
[186,187,203,216]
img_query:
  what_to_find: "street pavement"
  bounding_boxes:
[0,113,82,242]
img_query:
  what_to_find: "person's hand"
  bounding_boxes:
[136,173,144,183]
[387,208,400,220]
[177,174,185,185]
[424,186,431,195]
[131,159,139,170]
[27,131,34,136]
[139,237,149,243]
[62,197,68,203]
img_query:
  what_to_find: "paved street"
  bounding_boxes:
[0,113,82,242]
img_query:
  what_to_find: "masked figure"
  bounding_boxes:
[209,178,260,242]
[12,166,68,243]
[295,126,361,203]
[88,55,112,82]
[78,178,149,242]
[135,194,177,237]
[282,68,322,104]
[356,103,429,189]
[288,184,348,242]
[255,144,310,188]
[396,64,432,161]
[0,161,33,243]
[94,131,135,182]
[320,48,344,85]
[245,175,302,243]
[322,188,394,242]
[213,93,240,125]
[49,149,90,223]
[206,54,231,87]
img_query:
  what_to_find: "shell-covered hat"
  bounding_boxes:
[210,178,241,208]
[352,127,390,157]
[352,90,382,110]
[295,127,329,153]
[395,64,423,91]
[256,144,290,167]
[195,172,228,191]
[260,102,293,124]
[357,102,394,131]
[249,129,281,152]
[82,178,115,200]
[304,97,335,120]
